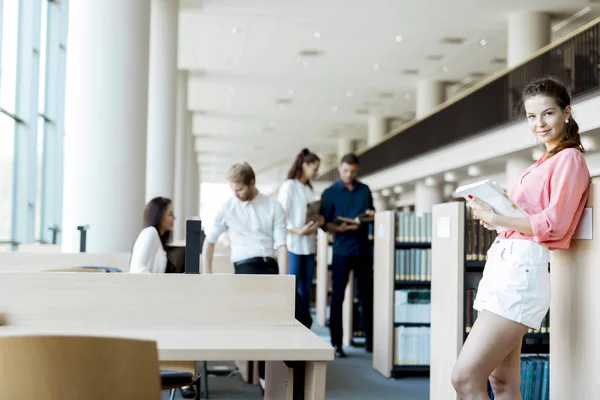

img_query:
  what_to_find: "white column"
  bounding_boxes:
[508,12,551,68]
[367,115,386,146]
[415,182,443,214]
[416,80,445,119]
[184,112,199,219]
[337,137,352,161]
[62,0,151,253]
[505,157,531,189]
[145,0,178,201]
[173,71,188,241]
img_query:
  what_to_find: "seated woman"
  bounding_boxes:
[130,196,175,274]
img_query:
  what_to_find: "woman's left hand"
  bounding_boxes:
[467,196,496,225]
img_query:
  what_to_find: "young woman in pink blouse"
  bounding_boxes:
[452,77,590,399]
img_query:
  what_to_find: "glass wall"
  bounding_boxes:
[0,0,68,248]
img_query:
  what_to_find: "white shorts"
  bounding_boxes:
[473,238,550,330]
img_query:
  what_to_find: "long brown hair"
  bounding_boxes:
[521,77,584,157]
[287,148,320,188]
[143,197,172,250]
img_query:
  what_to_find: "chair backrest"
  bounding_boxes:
[0,272,296,328]
[0,252,131,272]
[0,335,161,400]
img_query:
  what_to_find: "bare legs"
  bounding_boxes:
[451,310,528,400]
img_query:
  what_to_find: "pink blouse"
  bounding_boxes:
[498,148,590,250]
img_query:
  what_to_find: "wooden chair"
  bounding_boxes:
[0,335,162,400]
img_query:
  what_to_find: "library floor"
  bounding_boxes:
[162,322,430,400]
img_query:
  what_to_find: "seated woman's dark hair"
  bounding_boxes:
[287,148,320,187]
[143,196,172,249]
[521,77,584,157]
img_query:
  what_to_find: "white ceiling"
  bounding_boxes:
[178,0,597,184]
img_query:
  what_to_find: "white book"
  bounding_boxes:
[455,179,528,232]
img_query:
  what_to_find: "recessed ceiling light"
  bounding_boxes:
[403,93,411,100]
[278,104,285,111]
[313,32,321,39]
[424,177,438,186]
[395,35,403,42]
[444,171,457,182]
[331,106,338,112]
[442,66,449,72]
[381,188,391,197]
[346,90,353,98]
[228,86,235,93]
[393,185,404,194]
[225,102,232,109]
[467,165,481,177]
[372,63,380,71]
[231,28,239,35]
[302,60,310,68]
[479,39,488,46]
[288,89,295,95]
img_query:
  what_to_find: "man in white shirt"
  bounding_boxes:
[201,162,288,275]
[201,162,288,396]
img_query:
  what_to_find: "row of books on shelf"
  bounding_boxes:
[395,212,432,243]
[465,289,550,334]
[394,249,432,281]
[465,207,498,261]
[394,326,430,366]
[488,355,549,400]
[394,289,430,324]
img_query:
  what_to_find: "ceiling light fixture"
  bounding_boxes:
[314,32,321,39]
[424,177,438,186]
[372,63,380,71]
[479,39,488,46]
[288,89,295,95]
[231,28,239,35]
[331,106,339,112]
[395,35,403,42]
[278,104,285,111]
[393,185,404,194]
[442,66,449,72]
[302,60,310,68]
[467,165,482,177]
[404,93,411,100]
[444,171,457,182]
[381,188,391,197]
[346,90,353,98]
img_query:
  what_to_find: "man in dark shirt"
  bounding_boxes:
[320,153,375,358]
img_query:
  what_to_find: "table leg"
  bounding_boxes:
[304,361,327,400]
[265,361,293,399]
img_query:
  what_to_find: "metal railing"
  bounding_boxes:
[316,19,600,182]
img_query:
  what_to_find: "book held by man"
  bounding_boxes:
[334,214,374,226]
[455,180,528,232]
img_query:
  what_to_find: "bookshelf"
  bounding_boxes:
[373,210,432,379]
[431,201,553,400]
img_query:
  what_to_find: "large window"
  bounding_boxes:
[0,112,15,241]
[0,0,68,248]
[0,0,19,112]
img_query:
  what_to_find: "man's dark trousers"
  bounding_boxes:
[329,253,373,349]
[234,258,279,381]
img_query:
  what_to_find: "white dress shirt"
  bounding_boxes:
[277,179,318,255]
[129,227,167,273]
[207,193,287,263]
